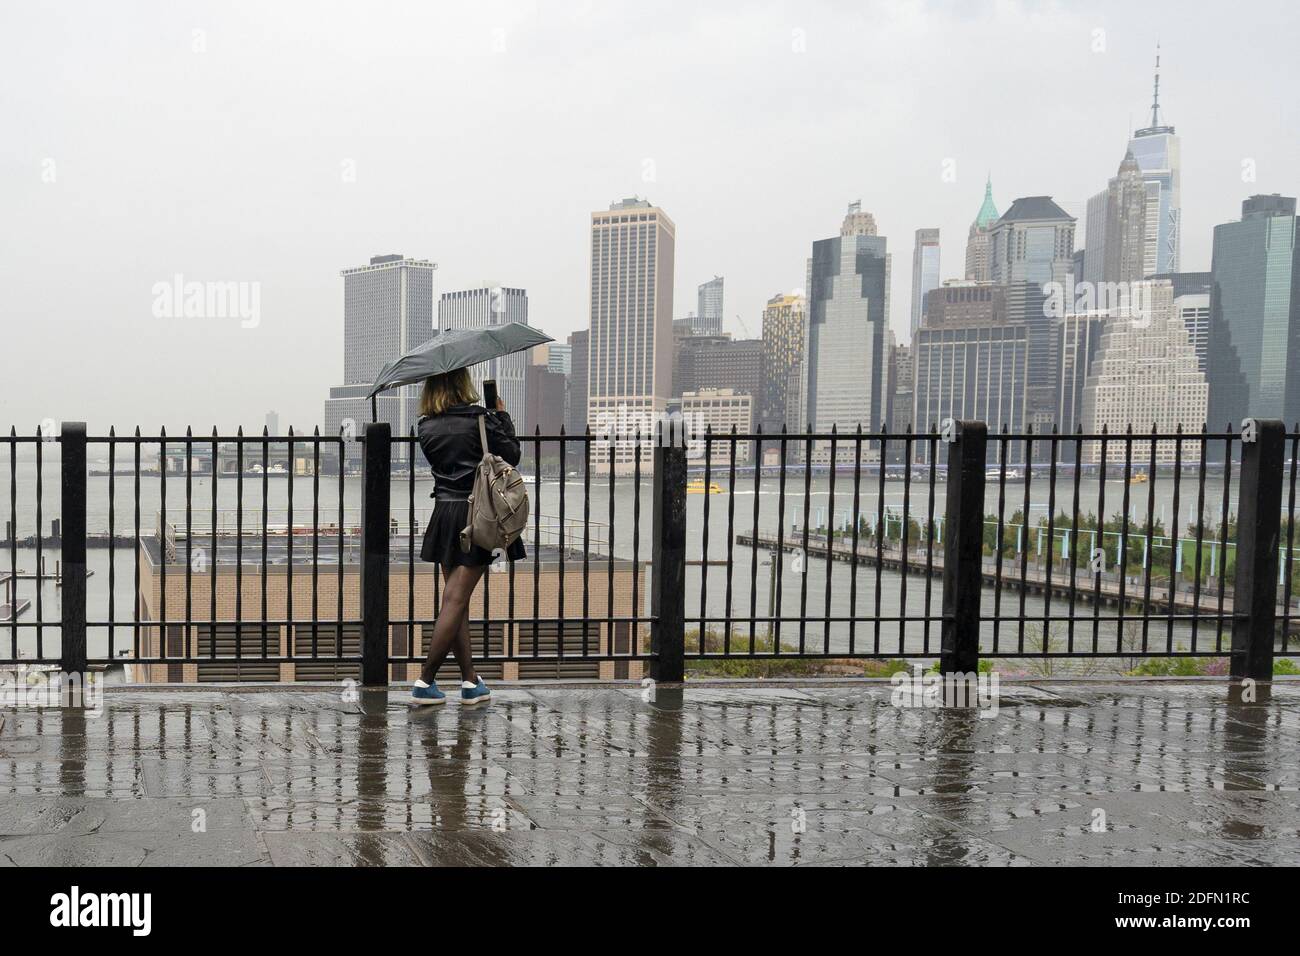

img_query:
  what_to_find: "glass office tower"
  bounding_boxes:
[910,228,941,337]
[1207,195,1300,427]
[325,253,438,465]
[1127,48,1181,274]
[696,276,724,334]
[437,285,530,432]
[799,203,891,463]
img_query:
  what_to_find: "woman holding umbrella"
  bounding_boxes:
[408,368,523,705]
[367,322,551,706]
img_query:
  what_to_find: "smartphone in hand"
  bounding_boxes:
[483,379,499,411]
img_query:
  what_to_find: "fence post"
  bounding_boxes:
[650,422,687,683]
[60,422,88,676]
[940,420,986,675]
[360,422,391,687]
[1231,418,1285,682]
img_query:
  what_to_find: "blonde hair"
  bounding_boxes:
[419,369,479,417]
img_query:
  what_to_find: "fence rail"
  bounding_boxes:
[2,419,1297,684]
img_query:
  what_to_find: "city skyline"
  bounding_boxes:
[4,2,1299,431]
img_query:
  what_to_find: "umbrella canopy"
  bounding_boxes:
[366,323,555,400]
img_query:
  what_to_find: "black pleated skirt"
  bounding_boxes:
[420,498,527,568]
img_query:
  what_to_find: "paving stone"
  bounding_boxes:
[246,795,534,832]
[0,830,269,867]
[261,831,426,866]
[406,828,738,866]
[140,759,271,798]
[504,794,679,831]
[0,760,143,797]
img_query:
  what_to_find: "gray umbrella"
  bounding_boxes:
[366,322,554,406]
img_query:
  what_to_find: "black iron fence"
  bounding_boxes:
[2,419,1297,683]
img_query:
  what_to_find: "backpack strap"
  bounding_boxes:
[461,414,493,554]
[477,413,490,460]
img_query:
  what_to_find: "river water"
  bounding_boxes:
[0,449,1272,670]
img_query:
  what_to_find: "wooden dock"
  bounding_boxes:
[735,531,1298,629]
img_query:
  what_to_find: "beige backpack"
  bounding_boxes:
[459,414,529,555]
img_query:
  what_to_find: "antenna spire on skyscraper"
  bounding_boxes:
[1150,42,1162,128]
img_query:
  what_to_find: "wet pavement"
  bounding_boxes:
[2,680,1299,866]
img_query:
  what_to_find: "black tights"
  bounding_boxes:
[420,563,485,685]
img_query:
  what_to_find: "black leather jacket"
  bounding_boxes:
[417,404,521,499]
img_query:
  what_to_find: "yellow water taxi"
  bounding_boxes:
[1129,473,1149,484]
[687,479,723,494]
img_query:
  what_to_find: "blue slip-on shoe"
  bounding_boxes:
[411,681,447,706]
[460,677,491,706]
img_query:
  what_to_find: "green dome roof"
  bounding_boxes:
[973,177,998,230]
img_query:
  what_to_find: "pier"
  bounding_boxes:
[735,530,1299,630]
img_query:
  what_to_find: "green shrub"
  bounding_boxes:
[1126,656,1228,677]
[863,659,911,677]
[684,628,839,678]
[925,658,994,675]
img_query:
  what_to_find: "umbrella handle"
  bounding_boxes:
[371,395,378,424]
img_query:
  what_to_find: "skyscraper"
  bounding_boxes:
[912,281,1027,462]
[922,279,1004,328]
[545,343,572,376]
[1207,195,1300,427]
[1082,189,1109,285]
[1057,311,1108,438]
[670,324,723,392]
[989,197,1077,287]
[680,389,753,466]
[989,196,1077,435]
[799,202,891,462]
[324,253,437,463]
[759,292,806,431]
[1126,47,1181,275]
[437,285,530,431]
[1081,279,1207,463]
[674,334,763,400]
[566,329,589,437]
[1103,149,1149,285]
[523,363,567,436]
[889,343,913,434]
[964,177,998,281]
[588,197,676,471]
[1151,271,1212,372]
[696,276,724,335]
[910,228,941,337]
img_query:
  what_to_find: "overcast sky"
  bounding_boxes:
[2,0,1297,433]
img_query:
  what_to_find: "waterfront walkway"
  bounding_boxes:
[2,681,1299,866]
